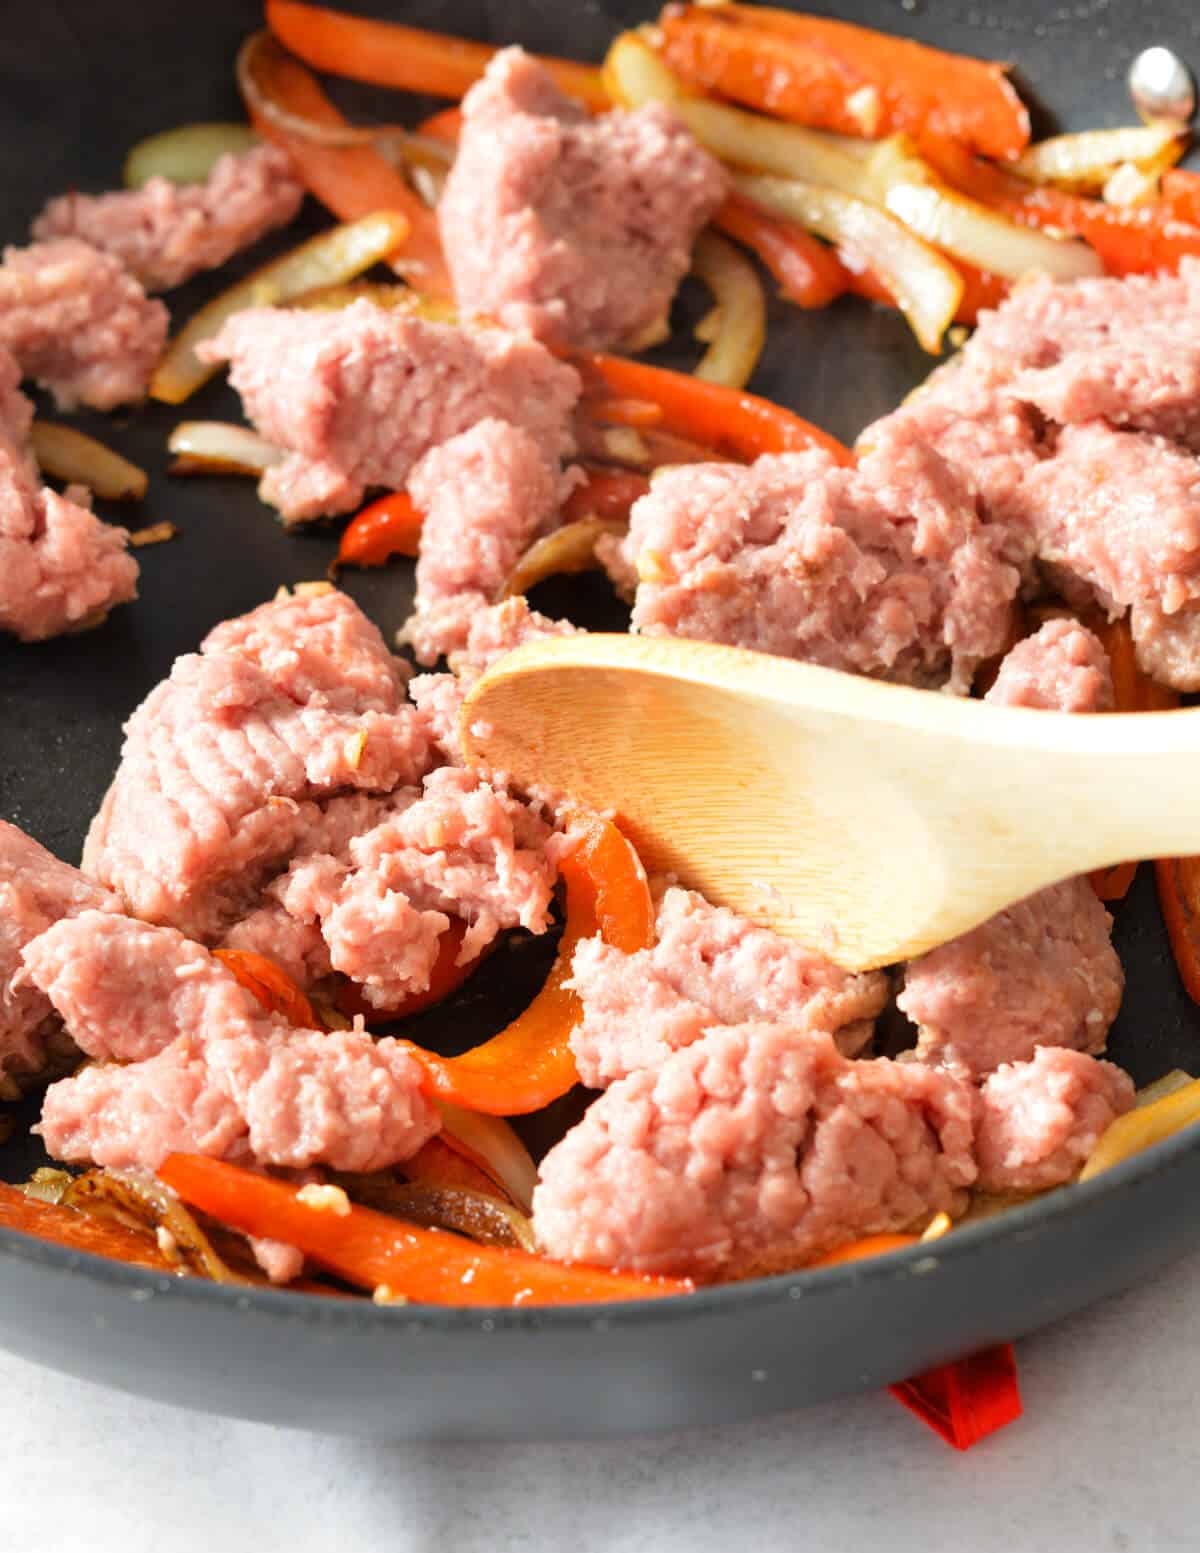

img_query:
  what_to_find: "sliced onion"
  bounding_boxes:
[690,230,766,389]
[1012,123,1183,192]
[30,421,147,501]
[60,1169,251,1282]
[167,422,282,476]
[434,1100,538,1215]
[294,278,459,323]
[1136,1069,1196,1108]
[863,135,1103,282]
[736,173,961,353]
[123,122,260,189]
[605,31,865,194]
[150,210,410,404]
[1079,1076,1200,1182]
[333,1171,535,1250]
[499,517,629,601]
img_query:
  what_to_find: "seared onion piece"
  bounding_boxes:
[433,1102,539,1216]
[31,422,148,501]
[499,517,628,601]
[690,230,766,389]
[605,31,865,192]
[736,173,961,353]
[863,135,1102,283]
[60,1169,253,1283]
[150,209,410,404]
[294,278,459,323]
[1012,124,1184,192]
[167,422,283,477]
[332,1172,535,1251]
[1136,1069,1195,1107]
[123,122,261,188]
[1080,1076,1200,1181]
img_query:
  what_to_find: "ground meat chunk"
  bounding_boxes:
[568,886,888,1087]
[251,767,558,1007]
[32,144,304,292]
[82,590,433,940]
[0,825,121,1075]
[1131,598,1200,690]
[900,880,1122,1079]
[626,424,1018,690]
[27,912,438,1173]
[985,618,1114,712]
[975,1047,1134,1192]
[400,419,563,666]
[200,302,580,524]
[440,47,727,349]
[0,239,167,409]
[409,597,579,761]
[533,1024,977,1277]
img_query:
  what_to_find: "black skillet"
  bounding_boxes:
[1,0,1199,1440]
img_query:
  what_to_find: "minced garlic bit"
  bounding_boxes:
[603,427,649,465]
[343,727,368,770]
[372,1283,410,1306]
[636,548,671,585]
[128,521,177,548]
[921,1210,953,1242]
[296,1183,351,1216]
[947,325,969,351]
[155,1225,181,1263]
[293,579,335,599]
[845,84,882,136]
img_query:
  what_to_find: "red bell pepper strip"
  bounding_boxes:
[240,31,452,296]
[655,4,1030,161]
[0,1182,179,1274]
[334,920,482,1022]
[714,193,849,309]
[921,137,1200,277]
[418,107,465,145]
[576,352,851,464]
[158,1153,691,1304]
[1157,858,1200,1005]
[403,817,654,1115]
[266,0,609,112]
[214,948,321,1030]
[1161,169,1200,227]
[562,466,651,525]
[334,491,425,570]
[889,1344,1022,1450]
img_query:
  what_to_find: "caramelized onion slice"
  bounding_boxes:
[31,422,148,501]
[123,122,261,188]
[499,517,628,601]
[167,422,283,477]
[691,230,767,390]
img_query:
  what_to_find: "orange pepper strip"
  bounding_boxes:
[418,107,465,144]
[266,0,609,112]
[401,1135,507,1200]
[404,818,654,1115]
[807,1233,920,1267]
[655,4,1029,161]
[242,32,452,296]
[334,920,482,1022]
[562,466,651,525]
[577,352,851,464]
[213,948,320,1030]
[713,193,849,309]
[889,1344,1022,1450]
[1161,169,1200,228]
[335,491,425,570]
[0,1182,178,1274]
[921,137,1200,277]
[1157,858,1200,1005]
[158,1153,691,1304]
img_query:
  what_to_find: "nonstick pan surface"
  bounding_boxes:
[1,0,1198,1440]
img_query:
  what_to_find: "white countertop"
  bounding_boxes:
[3,1247,1197,1553]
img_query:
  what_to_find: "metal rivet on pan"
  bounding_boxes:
[1128,46,1196,125]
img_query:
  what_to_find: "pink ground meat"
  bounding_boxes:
[969,262,1200,450]
[400,418,564,666]
[1131,598,1200,690]
[82,590,433,940]
[985,618,1114,712]
[627,423,1019,691]
[533,1024,977,1277]
[26,912,438,1173]
[32,144,304,292]
[199,302,581,524]
[439,47,727,349]
[0,824,121,1074]
[409,597,579,762]
[0,239,167,409]
[255,767,557,1007]
[1019,423,1200,625]
[568,885,888,1087]
[975,1047,1134,1192]
[900,621,1122,1076]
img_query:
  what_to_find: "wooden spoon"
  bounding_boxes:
[461,633,1200,971]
